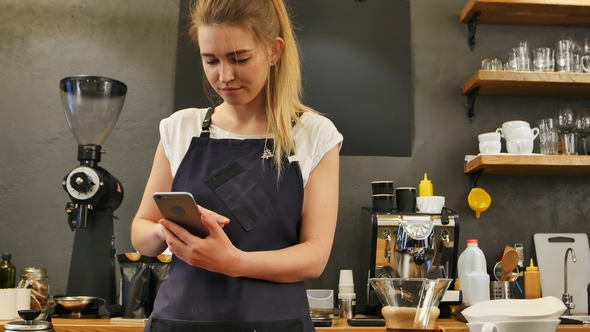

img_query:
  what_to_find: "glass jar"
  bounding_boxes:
[18,267,50,312]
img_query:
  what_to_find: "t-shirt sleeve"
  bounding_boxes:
[293,113,343,187]
[158,108,207,177]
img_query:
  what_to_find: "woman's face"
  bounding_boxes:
[198,25,274,109]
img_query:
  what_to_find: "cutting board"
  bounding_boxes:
[534,233,590,314]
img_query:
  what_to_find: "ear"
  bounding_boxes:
[270,37,285,65]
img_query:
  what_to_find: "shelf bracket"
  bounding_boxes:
[468,11,481,51]
[467,86,480,123]
[469,169,483,189]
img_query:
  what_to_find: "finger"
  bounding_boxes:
[199,209,224,236]
[198,205,230,225]
[161,227,184,256]
[159,219,190,243]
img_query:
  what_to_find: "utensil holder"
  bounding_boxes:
[490,281,515,300]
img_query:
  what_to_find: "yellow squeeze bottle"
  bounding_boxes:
[524,258,541,299]
[419,173,433,197]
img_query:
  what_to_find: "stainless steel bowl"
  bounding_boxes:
[52,296,104,314]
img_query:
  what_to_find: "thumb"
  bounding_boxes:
[198,206,229,234]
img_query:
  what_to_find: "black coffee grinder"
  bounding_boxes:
[59,76,127,307]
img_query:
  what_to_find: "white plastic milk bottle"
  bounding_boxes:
[457,239,490,306]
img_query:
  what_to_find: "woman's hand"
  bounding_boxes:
[159,206,243,276]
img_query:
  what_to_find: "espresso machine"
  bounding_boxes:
[59,76,127,307]
[357,207,461,317]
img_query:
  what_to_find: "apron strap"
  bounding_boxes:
[200,107,214,138]
[201,108,300,155]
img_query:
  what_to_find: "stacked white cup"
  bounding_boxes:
[478,132,502,154]
[496,120,539,154]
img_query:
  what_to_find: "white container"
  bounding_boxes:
[338,269,354,293]
[457,239,490,306]
[0,288,16,320]
[307,289,334,309]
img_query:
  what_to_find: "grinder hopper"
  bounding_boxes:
[60,75,126,147]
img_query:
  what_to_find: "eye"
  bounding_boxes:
[234,58,249,64]
[204,59,219,65]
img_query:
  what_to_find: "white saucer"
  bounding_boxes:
[477,153,542,156]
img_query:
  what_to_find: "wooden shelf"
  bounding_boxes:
[462,70,590,98]
[460,0,590,27]
[464,154,590,175]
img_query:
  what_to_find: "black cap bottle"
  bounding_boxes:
[0,253,16,288]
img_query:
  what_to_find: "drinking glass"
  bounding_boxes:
[538,118,559,155]
[481,58,503,71]
[572,53,583,73]
[516,41,530,71]
[582,34,590,73]
[555,104,577,155]
[533,47,554,72]
[575,109,590,155]
[556,37,574,72]
[505,48,518,71]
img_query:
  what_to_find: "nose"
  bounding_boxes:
[219,62,235,84]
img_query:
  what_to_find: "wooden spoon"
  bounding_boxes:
[503,245,515,257]
[501,249,519,281]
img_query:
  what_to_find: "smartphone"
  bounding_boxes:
[153,192,209,238]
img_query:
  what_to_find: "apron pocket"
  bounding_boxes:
[151,317,304,332]
[206,162,277,231]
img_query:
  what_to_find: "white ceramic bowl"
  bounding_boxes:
[478,132,501,143]
[479,141,501,154]
[461,297,566,323]
[466,319,559,332]
[416,196,445,214]
[506,138,534,154]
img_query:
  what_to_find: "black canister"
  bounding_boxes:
[372,194,394,212]
[371,181,394,195]
[395,187,417,213]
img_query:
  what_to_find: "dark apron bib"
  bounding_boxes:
[146,109,312,332]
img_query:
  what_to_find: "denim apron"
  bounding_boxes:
[146,109,313,332]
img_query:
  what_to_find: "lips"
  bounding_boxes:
[220,87,241,94]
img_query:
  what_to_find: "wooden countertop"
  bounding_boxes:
[0,317,587,332]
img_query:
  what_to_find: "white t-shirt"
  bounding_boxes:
[159,108,343,187]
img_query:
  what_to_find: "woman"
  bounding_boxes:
[131,0,343,331]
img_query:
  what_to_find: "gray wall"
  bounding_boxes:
[0,0,179,293]
[0,0,588,299]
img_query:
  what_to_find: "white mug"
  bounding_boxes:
[478,132,501,143]
[496,127,539,140]
[496,120,531,139]
[509,126,539,140]
[496,122,538,141]
[15,288,31,315]
[501,120,530,131]
[477,319,559,332]
[479,141,501,154]
[0,288,17,320]
[506,138,534,154]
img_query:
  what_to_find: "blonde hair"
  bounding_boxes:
[189,0,316,175]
